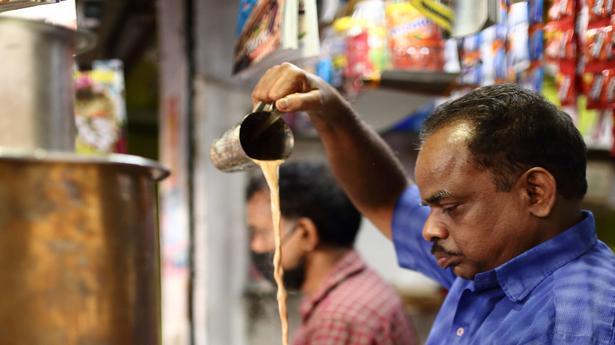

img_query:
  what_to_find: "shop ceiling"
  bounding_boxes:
[76,0,156,73]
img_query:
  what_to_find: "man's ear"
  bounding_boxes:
[296,217,319,252]
[518,167,557,218]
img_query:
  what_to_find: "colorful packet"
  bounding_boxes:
[581,63,615,109]
[385,2,443,71]
[508,1,531,74]
[461,33,482,85]
[529,24,544,61]
[582,19,613,63]
[557,60,577,106]
[587,0,614,20]
[545,18,577,61]
[481,26,497,85]
[529,0,544,25]
[548,0,576,21]
[523,61,545,92]
[582,70,606,108]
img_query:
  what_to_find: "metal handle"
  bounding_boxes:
[250,102,281,141]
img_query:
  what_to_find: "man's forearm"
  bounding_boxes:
[309,102,409,239]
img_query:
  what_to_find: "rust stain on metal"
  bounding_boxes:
[0,158,163,344]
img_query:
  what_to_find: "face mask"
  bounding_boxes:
[251,250,306,291]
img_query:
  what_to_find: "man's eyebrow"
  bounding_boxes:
[421,190,453,206]
[248,225,262,233]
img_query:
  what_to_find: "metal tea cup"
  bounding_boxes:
[210,103,294,172]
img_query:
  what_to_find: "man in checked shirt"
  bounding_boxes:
[247,161,418,345]
[250,63,615,344]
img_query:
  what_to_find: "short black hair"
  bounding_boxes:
[420,83,587,200]
[246,161,362,248]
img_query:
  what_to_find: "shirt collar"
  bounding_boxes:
[300,250,366,321]
[475,210,597,302]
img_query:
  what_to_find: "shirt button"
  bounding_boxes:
[456,327,465,337]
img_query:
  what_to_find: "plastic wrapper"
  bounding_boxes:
[508,2,531,74]
[587,0,613,20]
[317,25,347,88]
[557,60,577,106]
[236,0,258,36]
[74,60,127,154]
[545,18,576,61]
[461,33,482,85]
[523,61,545,92]
[582,66,615,109]
[529,24,544,61]
[529,0,544,24]
[353,0,390,77]
[385,2,443,71]
[582,20,613,63]
[548,0,576,21]
[341,0,390,86]
[345,29,373,80]
[480,26,508,85]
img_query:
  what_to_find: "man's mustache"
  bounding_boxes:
[431,241,460,256]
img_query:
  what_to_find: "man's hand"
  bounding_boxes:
[251,63,350,124]
[251,63,409,239]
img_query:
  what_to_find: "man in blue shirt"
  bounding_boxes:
[251,63,615,344]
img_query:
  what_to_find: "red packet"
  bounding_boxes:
[545,18,576,62]
[582,70,606,109]
[587,0,613,20]
[581,63,615,109]
[582,20,613,62]
[557,60,577,106]
[548,0,576,21]
[603,68,615,108]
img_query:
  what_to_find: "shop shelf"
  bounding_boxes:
[0,0,55,13]
[367,70,460,96]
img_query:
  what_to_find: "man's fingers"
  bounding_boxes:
[252,63,314,106]
[251,65,282,105]
[267,71,310,101]
[276,90,322,112]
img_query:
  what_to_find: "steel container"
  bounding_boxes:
[0,17,93,151]
[0,151,169,345]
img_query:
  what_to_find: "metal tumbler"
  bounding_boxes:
[210,103,294,172]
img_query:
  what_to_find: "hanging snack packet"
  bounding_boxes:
[481,26,497,85]
[601,68,615,107]
[557,60,577,106]
[587,0,613,20]
[529,0,544,24]
[529,24,544,61]
[545,18,577,61]
[385,1,443,71]
[582,69,606,109]
[508,1,531,74]
[523,61,545,92]
[582,20,613,62]
[495,18,509,83]
[461,33,482,85]
[345,27,372,90]
[581,63,615,109]
[548,0,576,21]
[583,68,615,109]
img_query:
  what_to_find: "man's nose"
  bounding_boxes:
[250,237,269,253]
[422,212,449,242]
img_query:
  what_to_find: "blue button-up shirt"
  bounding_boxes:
[392,185,615,345]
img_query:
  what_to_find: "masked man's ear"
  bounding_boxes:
[296,217,319,251]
